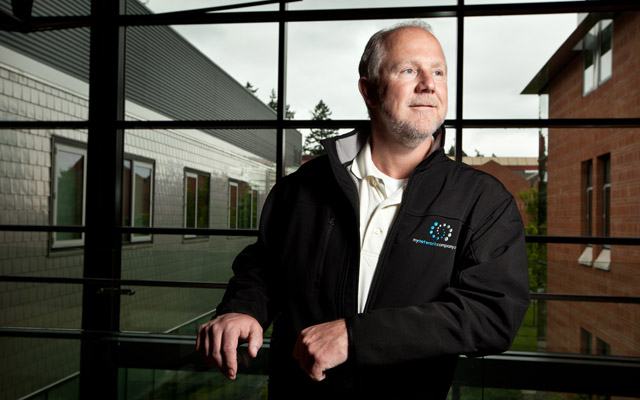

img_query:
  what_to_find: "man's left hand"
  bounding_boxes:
[293,319,349,381]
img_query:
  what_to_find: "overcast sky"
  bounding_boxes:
[143,0,578,157]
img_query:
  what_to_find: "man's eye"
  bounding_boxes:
[402,69,415,75]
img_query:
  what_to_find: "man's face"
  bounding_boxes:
[375,28,448,148]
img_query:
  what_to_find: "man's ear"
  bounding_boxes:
[358,77,379,109]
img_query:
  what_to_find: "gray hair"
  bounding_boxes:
[358,20,434,85]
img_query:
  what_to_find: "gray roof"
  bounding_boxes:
[0,0,301,165]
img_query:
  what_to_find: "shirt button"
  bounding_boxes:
[373,227,382,235]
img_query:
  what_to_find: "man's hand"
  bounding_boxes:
[293,319,349,381]
[196,313,263,380]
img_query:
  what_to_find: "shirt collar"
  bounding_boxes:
[351,136,381,181]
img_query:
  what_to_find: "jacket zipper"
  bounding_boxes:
[314,215,335,290]
[361,168,419,313]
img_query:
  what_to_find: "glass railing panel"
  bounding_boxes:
[119,286,223,335]
[0,337,80,400]
[118,368,268,400]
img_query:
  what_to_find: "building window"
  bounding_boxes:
[123,157,154,243]
[596,337,611,356]
[594,154,611,270]
[229,180,258,229]
[185,170,210,237]
[578,160,593,266]
[580,328,593,355]
[583,19,613,96]
[52,141,87,248]
[601,155,611,240]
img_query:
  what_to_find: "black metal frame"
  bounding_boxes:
[2,1,640,399]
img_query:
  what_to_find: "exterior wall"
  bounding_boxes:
[545,12,640,357]
[0,56,282,398]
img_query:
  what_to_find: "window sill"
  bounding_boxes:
[594,248,611,271]
[578,246,593,267]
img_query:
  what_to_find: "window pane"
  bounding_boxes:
[289,0,455,9]
[197,174,209,229]
[124,23,278,122]
[288,19,457,120]
[55,146,85,243]
[229,184,238,229]
[124,129,282,229]
[465,14,577,118]
[123,159,132,229]
[582,25,598,95]
[0,29,89,122]
[120,234,258,332]
[137,0,277,14]
[252,190,259,229]
[185,175,196,229]
[599,19,613,83]
[134,163,152,229]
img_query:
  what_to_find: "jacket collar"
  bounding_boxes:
[322,123,447,167]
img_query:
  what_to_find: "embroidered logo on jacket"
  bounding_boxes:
[412,221,457,250]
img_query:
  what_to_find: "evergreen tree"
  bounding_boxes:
[447,145,467,157]
[304,100,338,156]
[268,89,295,119]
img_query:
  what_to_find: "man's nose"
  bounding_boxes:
[416,71,436,92]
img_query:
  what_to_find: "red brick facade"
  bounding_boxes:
[545,12,640,356]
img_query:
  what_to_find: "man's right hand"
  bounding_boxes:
[196,313,263,380]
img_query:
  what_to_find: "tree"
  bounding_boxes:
[446,145,467,157]
[245,81,258,95]
[303,100,338,156]
[268,89,295,119]
[518,187,547,292]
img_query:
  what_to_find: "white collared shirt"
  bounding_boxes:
[350,138,407,313]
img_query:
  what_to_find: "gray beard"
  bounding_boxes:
[379,103,440,149]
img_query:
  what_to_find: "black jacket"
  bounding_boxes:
[216,126,530,399]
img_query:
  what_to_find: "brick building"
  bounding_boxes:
[523,12,640,357]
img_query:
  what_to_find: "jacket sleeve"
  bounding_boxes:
[214,184,282,329]
[347,195,531,367]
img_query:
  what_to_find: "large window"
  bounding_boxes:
[123,156,154,243]
[1,2,639,400]
[583,19,613,96]
[52,140,87,249]
[184,170,210,236]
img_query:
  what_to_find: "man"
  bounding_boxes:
[197,20,530,399]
